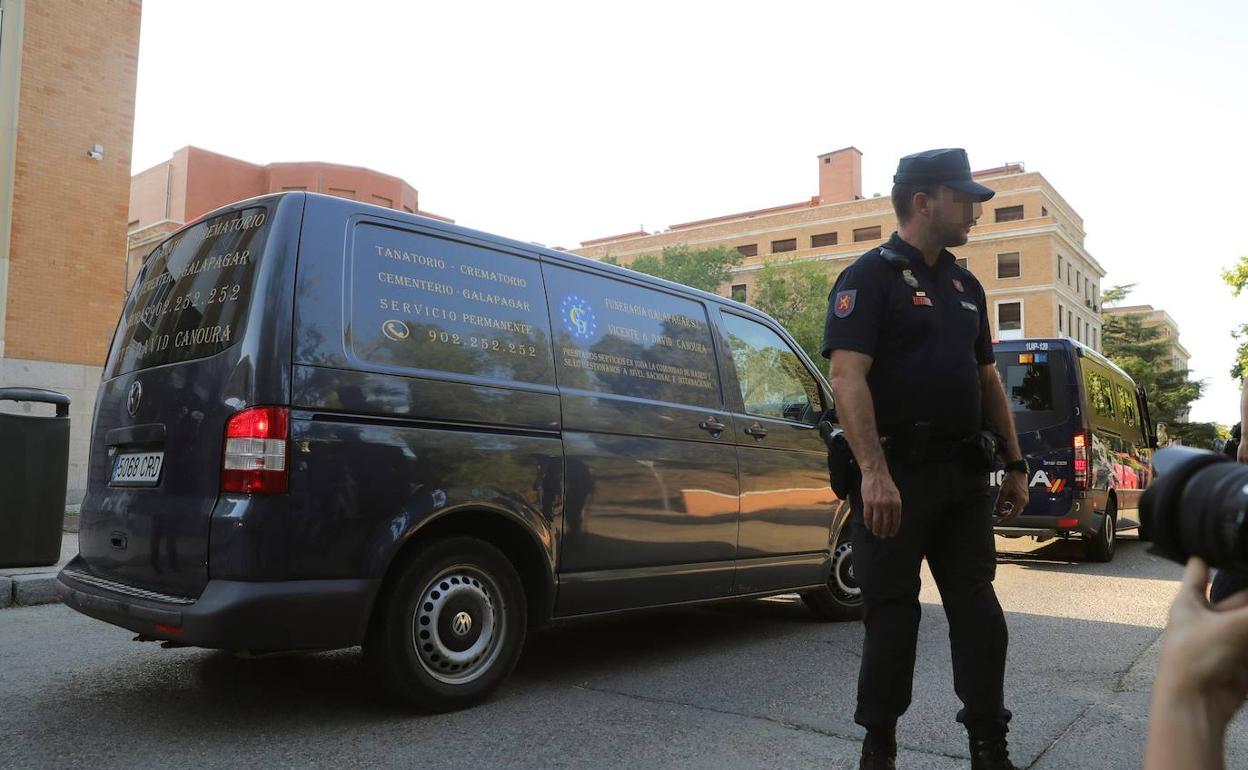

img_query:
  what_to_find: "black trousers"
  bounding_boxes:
[1212,568,1248,603]
[850,457,1012,740]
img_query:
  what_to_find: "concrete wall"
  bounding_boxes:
[0,357,103,504]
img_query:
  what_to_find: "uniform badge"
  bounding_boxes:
[833,290,857,318]
[952,278,965,293]
[901,269,919,289]
[912,296,933,307]
[960,300,978,312]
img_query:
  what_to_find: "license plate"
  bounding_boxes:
[111,451,164,486]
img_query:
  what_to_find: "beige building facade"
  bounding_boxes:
[1103,304,1190,372]
[576,147,1107,352]
[0,0,141,502]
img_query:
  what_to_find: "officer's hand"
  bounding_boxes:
[995,470,1028,523]
[861,469,902,538]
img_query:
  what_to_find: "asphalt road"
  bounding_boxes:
[4,536,1247,769]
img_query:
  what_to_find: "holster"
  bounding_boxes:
[818,420,859,499]
[960,429,1000,472]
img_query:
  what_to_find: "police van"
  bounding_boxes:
[991,338,1156,561]
[56,192,856,711]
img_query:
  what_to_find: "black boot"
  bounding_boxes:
[969,736,1018,770]
[859,727,896,770]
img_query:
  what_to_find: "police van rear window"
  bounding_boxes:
[997,351,1072,432]
[105,207,270,378]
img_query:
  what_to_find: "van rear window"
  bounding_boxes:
[996,351,1072,432]
[105,207,270,378]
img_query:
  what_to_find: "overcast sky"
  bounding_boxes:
[131,0,1247,424]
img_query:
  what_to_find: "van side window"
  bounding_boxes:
[348,224,555,385]
[544,264,722,408]
[1088,371,1116,418]
[1116,383,1138,427]
[721,313,822,425]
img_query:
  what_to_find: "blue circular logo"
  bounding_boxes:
[560,294,598,342]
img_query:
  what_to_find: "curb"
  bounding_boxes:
[1,572,60,608]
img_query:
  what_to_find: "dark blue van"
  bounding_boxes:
[991,338,1156,561]
[56,192,855,710]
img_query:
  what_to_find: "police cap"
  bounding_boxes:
[893,148,995,202]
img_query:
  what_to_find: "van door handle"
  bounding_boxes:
[699,418,726,436]
[744,423,769,439]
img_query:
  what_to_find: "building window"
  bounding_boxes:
[1058,304,1064,332]
[1077,316,1082,342]
[811,232,838,248]
[736,244,758,257]
[997,301,1023,340]
[328,187,356,200]
[955,257,969,270]
[1068,309,1073,336]
[1057,255,1063,280]
[1042,206,1049,217]
[997,252,1021,279]
[731,284,747,302]
[995,205,1024,223]
[771,238,797,254]
[853,226,882,243]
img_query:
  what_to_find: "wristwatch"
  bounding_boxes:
[1003,458,1029,476]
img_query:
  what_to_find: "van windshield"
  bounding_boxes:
[105,206,271,378]
[996,350,1073,432]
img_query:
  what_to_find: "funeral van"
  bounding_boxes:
[990,338,1157,561]
[57,192,856,711]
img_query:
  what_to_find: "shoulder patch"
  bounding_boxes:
[834,289,857,318]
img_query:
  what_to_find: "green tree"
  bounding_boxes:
[602,244,743,293]
[749,258,837,364]
[1222,256,1248,379]
[1100,285,1216,447]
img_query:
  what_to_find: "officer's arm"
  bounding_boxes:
[979,364,1023,463]
[829,350,888,474]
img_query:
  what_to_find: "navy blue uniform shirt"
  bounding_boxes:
[821,232,995,439]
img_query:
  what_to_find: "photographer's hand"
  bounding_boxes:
[1144,558,1248,770]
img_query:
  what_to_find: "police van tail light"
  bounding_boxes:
[222,406,289,494]
[1073,431,1090,490]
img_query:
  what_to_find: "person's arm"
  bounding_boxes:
[1238,380,1247,464]
[980,364,1028,522]
[830,350,901,538]
[1145,558,1248,770]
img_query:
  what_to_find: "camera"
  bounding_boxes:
[1140,446,1248,568]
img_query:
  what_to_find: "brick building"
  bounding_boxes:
[576,147,1108,350]
[127,147,451,286]
[0,0,141,502]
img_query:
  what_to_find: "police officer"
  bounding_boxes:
[822,148,1030,770]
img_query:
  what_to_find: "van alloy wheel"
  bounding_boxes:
[365,536,526,711]
[829,541,860,605]
[412,566,505,685]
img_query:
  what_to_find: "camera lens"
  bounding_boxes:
[1142,446,1248,568]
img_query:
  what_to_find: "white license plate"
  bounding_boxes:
[111,451,164,486]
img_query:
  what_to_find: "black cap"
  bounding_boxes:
[893,148,995,201]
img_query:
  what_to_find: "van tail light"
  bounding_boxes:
[222,406,289,494]
[1073,431,1090,490]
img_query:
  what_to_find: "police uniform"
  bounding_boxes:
[822,153,1012,748]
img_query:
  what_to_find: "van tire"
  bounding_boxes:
[364,536,527,712]
[1083,499,1117,563]
[801,524,863,622]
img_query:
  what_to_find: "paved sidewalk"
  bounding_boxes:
[0,531,77,608]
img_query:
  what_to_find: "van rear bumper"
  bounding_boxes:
[56,556,380,651]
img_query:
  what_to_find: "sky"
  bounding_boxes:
[130,0,1248,424]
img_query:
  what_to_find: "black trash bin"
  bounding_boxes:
[0,388,70,568]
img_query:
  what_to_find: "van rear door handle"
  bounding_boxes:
[699,418,726,435]
[744,423,769,439]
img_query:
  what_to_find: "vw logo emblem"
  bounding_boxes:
[451,611,473,636]
[126,380,143,417]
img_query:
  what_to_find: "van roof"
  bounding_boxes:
[201,191,765,318]
[993,337,1136,385]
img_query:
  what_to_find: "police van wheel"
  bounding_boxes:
[1083,500,1117,563]
[802,529,863,622]
[364,536,527,712]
